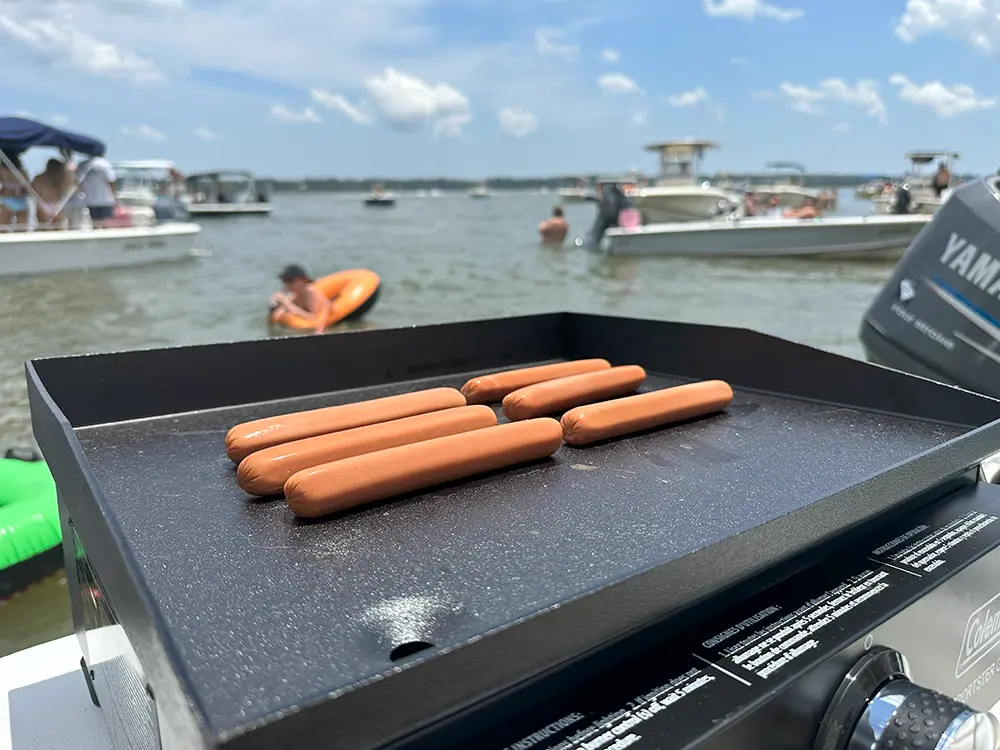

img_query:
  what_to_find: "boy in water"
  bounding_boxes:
[270,264,331,334]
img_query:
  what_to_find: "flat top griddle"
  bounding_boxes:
[27,313,1000,749]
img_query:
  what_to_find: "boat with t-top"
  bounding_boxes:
[633,139,740,223]
[0,116,201,277]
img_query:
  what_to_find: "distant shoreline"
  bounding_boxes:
[268,173,977,192]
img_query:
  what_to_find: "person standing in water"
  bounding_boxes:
[270,264,332,334]
[539,206,568,245]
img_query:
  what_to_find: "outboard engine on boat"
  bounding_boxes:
[584,182,630,249]
[888,183,912,214]
[859,176,1000,397]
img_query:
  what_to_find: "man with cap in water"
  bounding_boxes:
[271,264,331,334]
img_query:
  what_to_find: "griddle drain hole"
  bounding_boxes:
[390,641,434,662]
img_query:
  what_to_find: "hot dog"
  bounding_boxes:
[502,365,646,421]
[561,380,733,446]
[237,405,498,496]
[461,359,611,404]
[225,387,467,463]
[284,418,563,518]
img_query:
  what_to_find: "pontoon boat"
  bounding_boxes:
[0,116,201,276]
[633,139,740,223]
[185,171,272,216]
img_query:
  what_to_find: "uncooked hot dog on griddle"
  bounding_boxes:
[501,365,646,421]
[561,380,734,446]
[284,418,563,518]
[237,405,498,496]
[461,359,611,404]
[225,387,467,463]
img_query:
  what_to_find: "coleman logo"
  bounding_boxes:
[957,591,1000,679]
[940,232,1000,296]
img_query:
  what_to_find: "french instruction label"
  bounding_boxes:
[486,488,1000,750]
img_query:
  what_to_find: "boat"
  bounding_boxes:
[0,448,60,599]
[469,183,492,199]
[870,151,959,215]
[860,176,1000,395]
[364,184,396,207]
[557,178,597,204]
[185,171,272,216]
[855,177,891,200]
[633,139,740,223]
[0,116,202,276]
[750,162,819,208]
[270,269,381,329]
[113,159,191,222]
[597,213,931,260]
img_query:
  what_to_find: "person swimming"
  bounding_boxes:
[270,264,332,334]
[539,206,568,245]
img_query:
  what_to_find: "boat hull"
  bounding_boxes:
[0,223,202,276]
[750,186,819,209]
[634,187,738,223]
[188,203,271,216]
[602,215,931,260]
[871,192,946,215]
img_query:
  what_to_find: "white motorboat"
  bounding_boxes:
[0,116,202,276]
[598,213,931,260]
[469,183,492,198]
[113,160,191,221]
[557,178,597,204]
[750,161,819,208]
[870,151,959,215]
[0,222,201,276]
[185,171,272,216]
[363,184,396,207]
[633,139,740,223]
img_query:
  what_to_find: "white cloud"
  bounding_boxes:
[890,74,997,117]
[310,89,373,125]
[703,0,804,22]
[269,104,321,124]
[895,0,998,50]
[51,114,69,125]
[600,47,620,63]
[598,73,643,96]
[122,124,165,141]
[779,78,887,123]
[13,109,32,118]
[751,89,776,99]
[534,28,579,60]
[497,107,539,137]
[834,122,851,132]
[0,12,162,83]
[193,127,217,140]
[667,87,709,107]
[364,67,471,136]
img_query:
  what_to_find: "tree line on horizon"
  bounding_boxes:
[267,172,978,192]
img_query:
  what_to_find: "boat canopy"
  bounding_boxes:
[0,116,105,158]
[905,151,960,164]
[115,159,180,172]
[765,161,806,173]
[186,171,257,183]
[644,139,720,157]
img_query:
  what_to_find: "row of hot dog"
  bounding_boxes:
[224,359,733,518]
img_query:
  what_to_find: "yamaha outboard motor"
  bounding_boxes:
[889,183,912,214]
[859,177,1000,397]
[585,183,628,249]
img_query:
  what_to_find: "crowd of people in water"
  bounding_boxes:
[0,148,119,231]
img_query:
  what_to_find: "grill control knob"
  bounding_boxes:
[815,647,999,750]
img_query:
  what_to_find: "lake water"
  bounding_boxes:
[0,188,894,656]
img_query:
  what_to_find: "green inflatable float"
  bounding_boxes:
[0,448,62,598]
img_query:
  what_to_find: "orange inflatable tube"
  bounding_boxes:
[271,269,381,329]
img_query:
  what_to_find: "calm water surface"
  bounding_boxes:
[0,189,894,655]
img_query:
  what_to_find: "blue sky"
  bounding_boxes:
[2,0,999,178]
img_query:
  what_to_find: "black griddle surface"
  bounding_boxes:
[73,369,963,733]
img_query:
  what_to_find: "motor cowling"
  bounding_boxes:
[859,177,1000,397]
